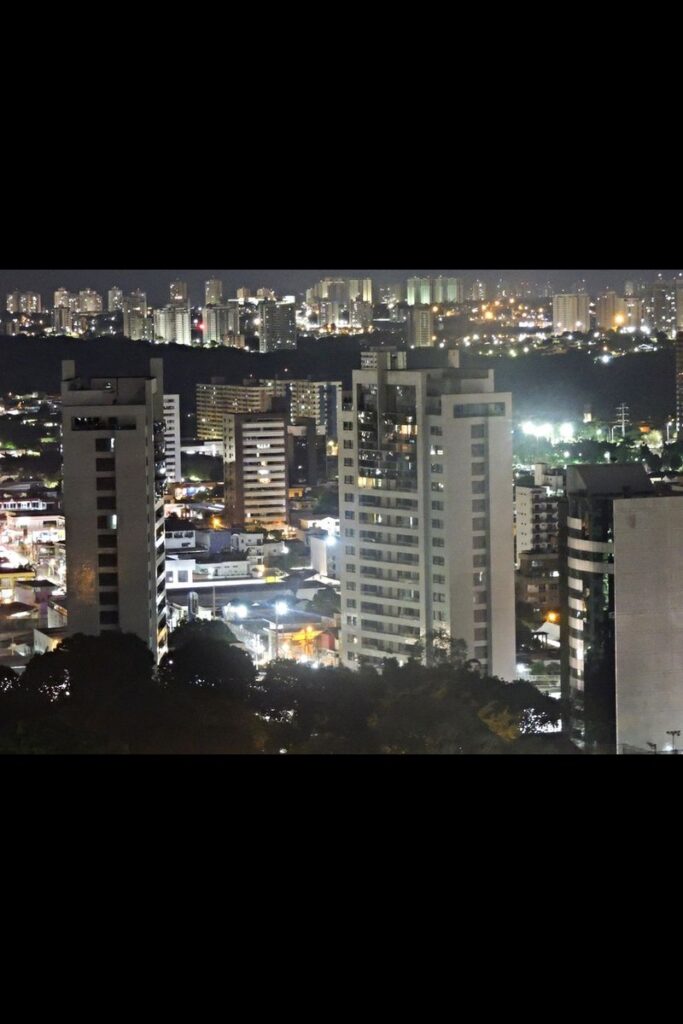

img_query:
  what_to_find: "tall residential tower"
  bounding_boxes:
[338,348,515,677]
[61,358,168,662]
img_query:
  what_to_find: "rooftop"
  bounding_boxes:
[567,463,654,498]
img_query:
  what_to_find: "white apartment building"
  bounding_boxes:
[552,293,590,335]
[163,394,182,485]
[515,485,559,561]
[196,381,273,440]
[203,302,241,344]
[61,358,168,662]
[338,348,515,677]
[154,305,191,345]
[406,277,432,306]
[223,412,288,529]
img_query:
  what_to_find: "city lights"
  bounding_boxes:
[3,267,682,756]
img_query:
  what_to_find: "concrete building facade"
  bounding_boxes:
[163,394,182,485]
[553,293,591,335]
[223,412,289,529]
[614,495,683,753]
[559,463,653,750]
[196,381,273,440]
[515,485,559,561]
[61,358,168,662]
[258,300,296,353]
[338,348,515,677]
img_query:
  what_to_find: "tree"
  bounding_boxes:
[20,632,154,704]
[310,588,340,618]
[159,637,255,697]
[169,619,237,648]
[0,633,156,753]
[409,630,467,668]
[0,665,18,693]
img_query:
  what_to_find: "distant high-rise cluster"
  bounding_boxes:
[552,279,683,337]
[406,277,464,305]
[6,290,41,314]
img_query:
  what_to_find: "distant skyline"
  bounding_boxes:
[2,269,682,306]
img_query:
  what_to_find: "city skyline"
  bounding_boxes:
[3,269,683,307]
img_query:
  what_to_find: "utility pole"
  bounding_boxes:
[666,729,680,754]
[615,403,630,438]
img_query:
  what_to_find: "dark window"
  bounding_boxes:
[99,572,117,587]
[99,591,119,606]
[471,425,486,439]
[98,553,117,567]
[455,403,505,418]
[95,438,114,452]
[97,496,116,510]
[99,610,119,625]
[98,534,117,548]
[96,477,116,491]
[96,458,115,471]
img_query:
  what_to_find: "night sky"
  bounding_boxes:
[1,269,680,306]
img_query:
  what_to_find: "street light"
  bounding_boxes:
[666,729,681,754]
[647,742,657,755]
[274,600,288,661]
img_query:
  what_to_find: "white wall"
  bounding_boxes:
[614,496,683,752]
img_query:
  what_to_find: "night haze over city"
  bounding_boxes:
[1,266,682,758]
